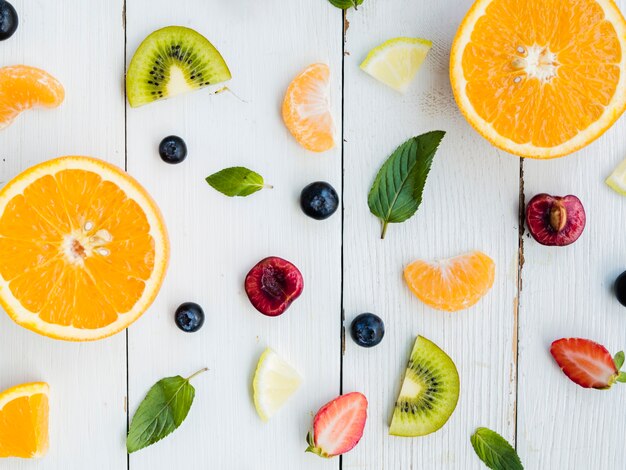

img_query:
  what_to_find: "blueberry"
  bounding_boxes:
[615,271,626,307]
[174,302,204,332]
[0,1,18,41]
[350,313,384,348]
[300,182,339,220]
[159,135,187,164]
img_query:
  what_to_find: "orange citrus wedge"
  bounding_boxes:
[0,382,49,459]
[282,63,335,152]
[450,0,626,159]
[404,251,495,312]
[0,65,64,130]
[0,157,169,341]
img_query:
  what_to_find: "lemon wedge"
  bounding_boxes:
[606,158,626,195]
[360,37,432,93]
[253,348,302,421]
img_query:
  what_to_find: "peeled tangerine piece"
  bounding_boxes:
[282,63,335,153]
[0,65,64,129]
[404,251,495,312]
[0,382,49,458]
[253,348,302,421]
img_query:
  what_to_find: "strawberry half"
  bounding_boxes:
[306,392,368,458]
[550,338,626,389]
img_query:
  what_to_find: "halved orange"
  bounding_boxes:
[450,0,626,159]
[0,65,64,130]
[282,63,335,152]
[0,382,49,459]
[0,157,169,341]
[404,251,495,312]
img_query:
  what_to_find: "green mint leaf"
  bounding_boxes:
[127,368,207,453]
[471,427,523,470]
[617,371,626,383]
[328,0,363,10]
[614,351,625,370]
[368,131,445,239]
[206,167,270,197]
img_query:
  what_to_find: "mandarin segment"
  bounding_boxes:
[0,157,168,341]
[0,382,49,459]
[451,0,626,158]
[282,63,335,152]
[0,65,64,129]
[404,251,495,312]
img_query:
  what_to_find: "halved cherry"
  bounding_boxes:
[525,194,586,246]
[245,257,304,317]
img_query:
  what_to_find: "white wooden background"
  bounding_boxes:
[0,0,625,469]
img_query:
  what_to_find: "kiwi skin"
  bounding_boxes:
[389,335,460,437]
[126,26,231,107]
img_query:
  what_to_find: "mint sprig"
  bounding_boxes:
[368,131,444,239]
[127,368,207,453]
[471,427,523,470]
[329,0,363,10]
[206,167,271,197]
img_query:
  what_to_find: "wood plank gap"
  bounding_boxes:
[123,1,130,469]
[339,8,347,470]
[514,157,524,449]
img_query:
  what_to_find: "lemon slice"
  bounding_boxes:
[360,37,432,93]
[253,348,302,421]
[606,158,626,195]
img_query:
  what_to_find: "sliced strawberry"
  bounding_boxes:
[306,392,368,458]
[550,338,625,389]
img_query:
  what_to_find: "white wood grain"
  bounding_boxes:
[125,1,343,469]
[517,2,626,467]
[2,0,625,468]
[342,1,519,469]
[0,0,127,469]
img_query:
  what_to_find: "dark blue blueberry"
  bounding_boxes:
[350,313,384,348]
[300,181,339,220]
[615,271,626,307]
[159,135,187,164]
[0,1,18,41]
[175,302,204,332]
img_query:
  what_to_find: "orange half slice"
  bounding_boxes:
[0,157,169,341]
[450,0,626,158]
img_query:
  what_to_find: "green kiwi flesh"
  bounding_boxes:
[389,335,459,437]
[126,26,232,107]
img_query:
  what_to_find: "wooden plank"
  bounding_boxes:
[125,1,343,468]
[517,2,626,466]
[341,1,520,468]
[0,0,127,468]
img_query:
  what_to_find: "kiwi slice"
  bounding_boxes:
[126,26,231,107]
[389,335,460,437]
